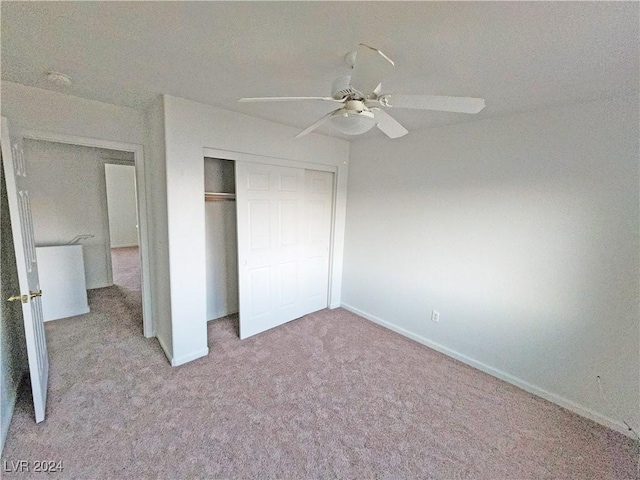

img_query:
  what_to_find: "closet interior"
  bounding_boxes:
[204,157,238,321]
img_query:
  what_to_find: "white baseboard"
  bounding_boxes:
[43,307,90,322]
[341,303,633,438]
[171,348,209,367]
[156,333,208,367]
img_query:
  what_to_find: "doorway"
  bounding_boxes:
[105,163,141,296]
[19,131,152,337]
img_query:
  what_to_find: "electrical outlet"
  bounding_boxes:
[431,310,440,322]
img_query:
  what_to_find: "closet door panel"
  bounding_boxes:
[236,162,305,339]
[278,200,298,247]
[303,170,333,313]
[278,261,298,308]
[249,200,270,250]
[250,266,271,317]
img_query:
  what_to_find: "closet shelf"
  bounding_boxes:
[205,192,236,202]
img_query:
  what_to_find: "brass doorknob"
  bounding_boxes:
[7,291,41,303]
[7,294,27,303]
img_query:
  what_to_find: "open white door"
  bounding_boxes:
[1,117,49,423]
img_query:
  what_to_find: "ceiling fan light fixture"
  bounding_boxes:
[330,109,376,136]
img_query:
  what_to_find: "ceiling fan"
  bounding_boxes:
[238,44,486,139]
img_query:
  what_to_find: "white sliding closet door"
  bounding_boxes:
[303,170,333,313]
[235,162,333,339]
[236,162,306,339]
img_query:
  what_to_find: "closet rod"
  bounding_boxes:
[205,192,236,202]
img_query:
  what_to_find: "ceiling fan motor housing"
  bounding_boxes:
[331,75,360,100]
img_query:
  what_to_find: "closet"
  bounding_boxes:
[204,158,238,320]
[205,157,334,339]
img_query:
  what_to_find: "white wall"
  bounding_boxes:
[23,139,134,289]
[343,96,639,435]
[204,158,238,320]
[1,82,145,144]
[105,164,139,248]
[158,94,350,366]
[0,81,153,291]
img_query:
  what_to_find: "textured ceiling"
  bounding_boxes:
[2,2,638,140]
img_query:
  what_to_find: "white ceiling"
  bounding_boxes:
[2,2,638,140]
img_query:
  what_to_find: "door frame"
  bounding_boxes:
[21,129,154,338]
[203,147,339,309]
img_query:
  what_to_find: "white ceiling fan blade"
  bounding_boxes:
[383,95,486,114]
[238,96,343,103]
[349,44,395,96]
[294,110,338,138]
[373,108,408,139]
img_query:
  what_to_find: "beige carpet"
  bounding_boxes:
[2,250,637,478]
[111,246,142,302]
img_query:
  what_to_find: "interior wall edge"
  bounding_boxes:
[341,303,634,438]
[143,94,172,353]
[155,333,173,366]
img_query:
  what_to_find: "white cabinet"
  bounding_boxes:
[36,245,89,321]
